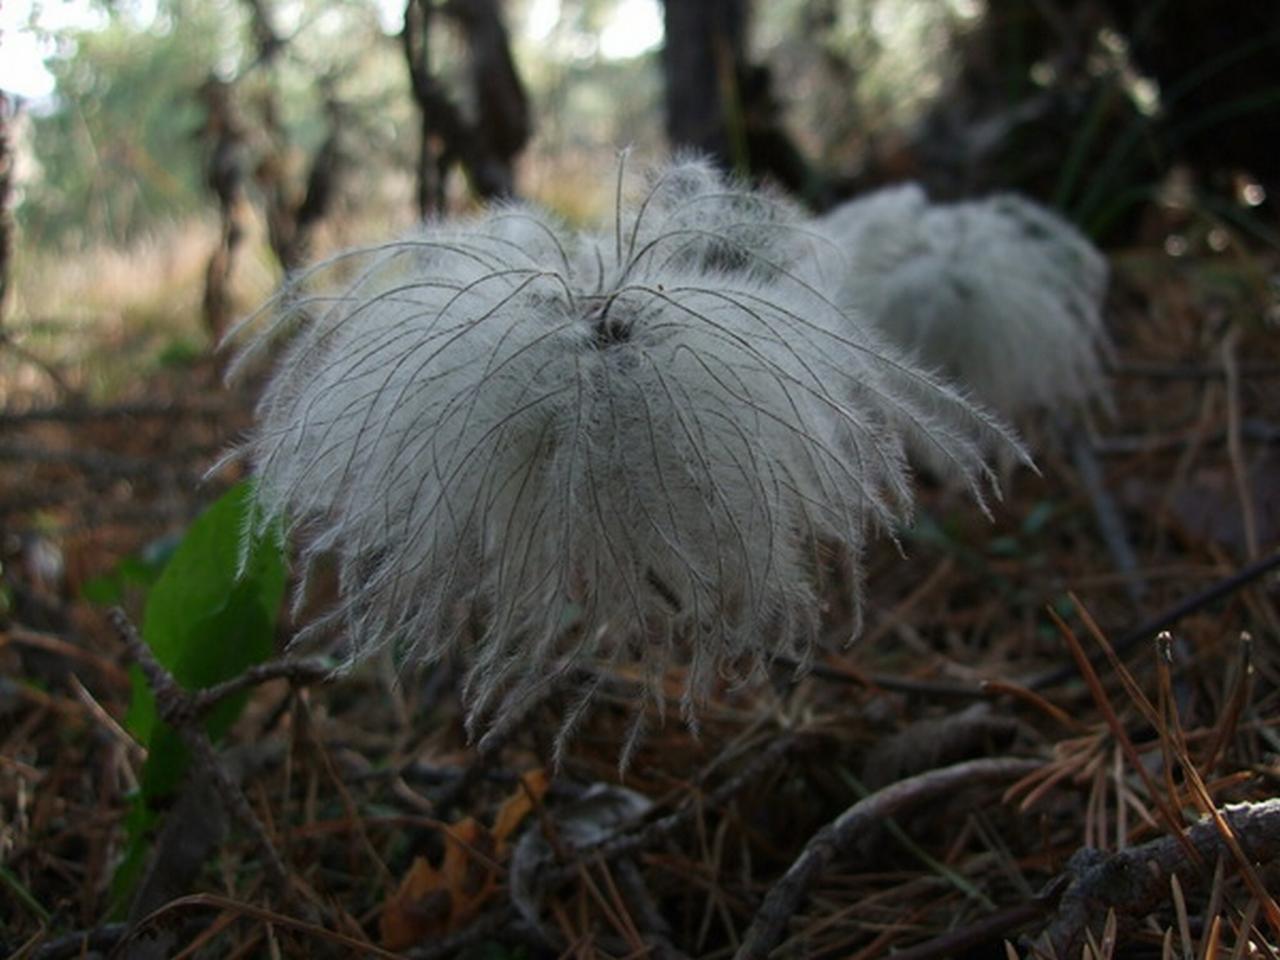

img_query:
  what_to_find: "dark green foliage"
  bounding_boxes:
[125,481,284,795]
[112,481,285,902]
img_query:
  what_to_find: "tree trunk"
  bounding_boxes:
[240,0,348,271]
[403,0,531,217]
[661,0,749,166]
[198,79,250,343]
[660,0,818,203]
[0,92,14,327]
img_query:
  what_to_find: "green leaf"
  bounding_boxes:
[113,482,285,905]
[125,482,284,757]
[109,801,159,913]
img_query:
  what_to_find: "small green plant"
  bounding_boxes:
[110,482,285,904]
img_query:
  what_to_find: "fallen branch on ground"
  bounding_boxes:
[1031,797,1280,958]
[733,756,1041,960]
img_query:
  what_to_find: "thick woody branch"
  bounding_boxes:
[1034,798,1280,958]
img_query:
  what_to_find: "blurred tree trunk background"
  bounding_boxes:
[4,0,1278,310]
[0,92,13,327]
[402,0,531,218]
[660,0,819,203]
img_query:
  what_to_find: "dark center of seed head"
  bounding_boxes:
[586,298,631,347]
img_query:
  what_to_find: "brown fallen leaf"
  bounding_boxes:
[380,769,549,950]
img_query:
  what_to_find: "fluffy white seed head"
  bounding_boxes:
[236,159,1023,760]
[820,185,1111,423]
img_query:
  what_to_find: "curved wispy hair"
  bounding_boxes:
[820,184,1111,423]
[234,158,1023,761]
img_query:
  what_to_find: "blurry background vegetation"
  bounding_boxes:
[0,0,1276,403]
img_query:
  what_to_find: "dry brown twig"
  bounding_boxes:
[1058,415,1148,612]
[558,732,800,879]
[1026,551,1280,691]
[1031,798,1280,958]
[188,656,331,718]
[117,892,405,959]
[394,732,797,959]
[1221,325,1260,560]
[733,756,1041,960]
[872,894,1061,960]
[107,608,294,892]
[26,923,128,960]
[1022,593,1280,958]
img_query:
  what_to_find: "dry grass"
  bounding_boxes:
[0,191,430,409]
[2,218,263,406]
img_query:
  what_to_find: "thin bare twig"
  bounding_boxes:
[562,733,799,877]
[733,756,1040,960]
[1027,549,1280,691]
[1058,415,1147,612]
[108,607,289,892]
[1221,326,1260,560]
[189,657,332,718]
[28,923,128,960]
[119,892,402,959]
[800,547,1280,700]
[873,896,1058,960]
